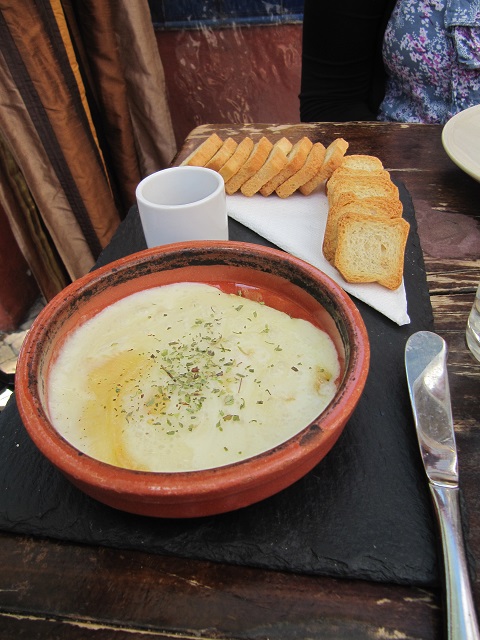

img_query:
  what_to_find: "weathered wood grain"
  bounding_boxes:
[0,533,441,639]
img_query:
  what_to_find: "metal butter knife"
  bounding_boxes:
[405,331,479,640]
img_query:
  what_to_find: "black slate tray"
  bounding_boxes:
[0,182,439,586]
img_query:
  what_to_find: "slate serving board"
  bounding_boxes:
[0,182,439,586]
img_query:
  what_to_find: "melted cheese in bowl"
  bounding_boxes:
[47,283,340,472]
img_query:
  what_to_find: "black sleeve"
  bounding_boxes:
[299,0,394,122]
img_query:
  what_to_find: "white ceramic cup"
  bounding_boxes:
[136,166,228,248]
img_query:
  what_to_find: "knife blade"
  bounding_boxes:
[405,331,479,640]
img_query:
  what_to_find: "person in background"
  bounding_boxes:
[300,0,480,125]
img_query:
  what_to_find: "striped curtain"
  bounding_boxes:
[0,0,176,299]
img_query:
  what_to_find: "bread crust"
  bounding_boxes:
[322,196,404,263]
[219,137,254,183]
[275,142,326,198]
[326,168,391,194]
[327,174,399,207]
[181,133,223,167]
[205,137,238,171]
[241,137,293,196]
[339,154,384,172]
[334,214,410,290]
[225,137,274,195]
[260,137,313,196]
[299,138,349,195]
[329,191,403,215]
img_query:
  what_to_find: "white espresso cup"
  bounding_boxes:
[136,166,228,248]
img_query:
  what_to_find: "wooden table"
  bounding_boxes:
[1,122,479,639]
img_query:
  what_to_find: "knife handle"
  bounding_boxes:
[430,483,480,640]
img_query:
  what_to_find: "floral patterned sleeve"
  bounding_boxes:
[446,0,480,69]
[378,0,480,124]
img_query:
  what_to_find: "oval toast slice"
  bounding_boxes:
[225,137,273,195]
[181,133,223,166]
[275,142,326,198]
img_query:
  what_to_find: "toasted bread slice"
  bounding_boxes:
[323,196,404,264]
[339,154,384,172]
[205,137,238,171]
[334,213,410,290]
[241,137,293,196]
[327,174,399,207]
[219,137,254,183]
[327,168,391,194]
[181,133,223,167]
[330,191,403,214]
[275,142,326,198]
[299,138,349,195]
[260,137,313,196]
[225,137,273,195]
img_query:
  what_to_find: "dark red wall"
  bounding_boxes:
[155,23,303,147]
[0,204,38,331]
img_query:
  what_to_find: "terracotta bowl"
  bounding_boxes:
[16,241,369,518]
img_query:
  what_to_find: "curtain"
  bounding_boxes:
[0,0,176,299]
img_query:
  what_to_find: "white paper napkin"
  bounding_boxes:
[227,191,410,326]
